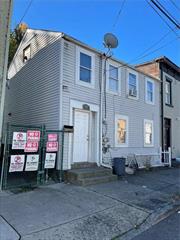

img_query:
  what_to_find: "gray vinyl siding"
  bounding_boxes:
[4,34,61,130]
[61,40,101,169]
[8,30,60,79]
[163,72,180,158]
[61,39,161,169]
[5,31,161,171]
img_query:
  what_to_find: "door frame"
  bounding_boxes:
[73,109,90,163]
[68,100,99,169]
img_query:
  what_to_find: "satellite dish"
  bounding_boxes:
[104,33,118,49]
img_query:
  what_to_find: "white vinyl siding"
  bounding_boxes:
[115,115,128,147]
[146,78,155,104]
[76,47,95,88]
[144,119,154,147]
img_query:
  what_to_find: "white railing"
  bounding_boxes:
[160,147,172,167]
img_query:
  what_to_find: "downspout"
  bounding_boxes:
[160,63,164,152]
[99,55,104,166]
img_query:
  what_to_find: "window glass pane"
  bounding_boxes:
[145,122,152,145]
[147,81,153,92]
[147,92,153,102]
[110,65,118,79]
[129,73,136,86]
[109,78,118,92]
[80,52,91,69]
[165,81,171,104]
[80,67,91,83]
[117,119,126,144]
[166,82,170,93]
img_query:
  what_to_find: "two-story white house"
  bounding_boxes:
[4,29,161,172]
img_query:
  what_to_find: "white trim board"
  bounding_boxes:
[68,99,99,169]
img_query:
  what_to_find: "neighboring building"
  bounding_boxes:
[4,29,161,171]
[136,57,180,159]
[0,0,13,147]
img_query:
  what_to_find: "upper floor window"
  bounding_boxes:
[115,115,128,147]
[109,65,118,92]
[144,119,154,147]
[128,71,138,98]
[23,45,31,63]
[146,78,155,104]
[76,47,95,88]
[80,52,91,83]
[165,79,172,105]
[107,63,121,94]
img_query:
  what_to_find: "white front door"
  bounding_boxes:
[73,110,89,163]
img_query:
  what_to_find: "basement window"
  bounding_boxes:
[23,45,31,63]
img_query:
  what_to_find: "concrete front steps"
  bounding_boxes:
[65,163,117,186]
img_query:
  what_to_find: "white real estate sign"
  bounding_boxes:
[45,153,56,169]
[12,132,27,149]
[25,155,39,171]
[9,155,25,172]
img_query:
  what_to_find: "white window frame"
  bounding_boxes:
[23,45,31,63]
[165,79,172,105]
[115,114,129,147]
[106,61,121,95]
[127,69,139,100]
[144,119,154,147]
[145,78,155,105]
[76,46,95,88]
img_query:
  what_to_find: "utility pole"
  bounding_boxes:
[0,0,13,150]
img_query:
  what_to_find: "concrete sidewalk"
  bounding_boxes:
[0,168,179,240]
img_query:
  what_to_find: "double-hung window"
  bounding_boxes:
[108,65,119,93]
[128,72,138,98]
[146,78,155,104]
[115,115,128,147]
[165,79,172,105]
[76,47,95,87]
[144,120,154,147]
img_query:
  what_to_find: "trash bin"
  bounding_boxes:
[113,157,126,176]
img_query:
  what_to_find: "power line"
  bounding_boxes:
[107,35,179,72]
[146,0,179,37]
[155,0,180,24]
[112,0,126,29]
[130,36,179,63]
[150,0,180,29]
[127,28,176,63]
[19,0,34,24]
[169,0,180,12]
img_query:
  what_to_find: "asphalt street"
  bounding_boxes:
[131,211,180,240]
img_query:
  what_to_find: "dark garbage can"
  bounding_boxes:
[113,157,126,176]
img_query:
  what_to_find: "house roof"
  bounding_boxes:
[10,28,160,82]
[135,56,180,73]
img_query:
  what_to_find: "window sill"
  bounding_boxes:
[76,80,95,89]
[144,145,154,148]
[127,95,139,101]
[115,144,128,148]
[165,103,173,108]
[146,101,155,105]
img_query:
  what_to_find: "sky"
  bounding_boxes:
[11,0,180,66]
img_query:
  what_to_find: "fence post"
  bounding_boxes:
[60,130,64,182]
[0,123,9,190]
[168,147,172,167]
